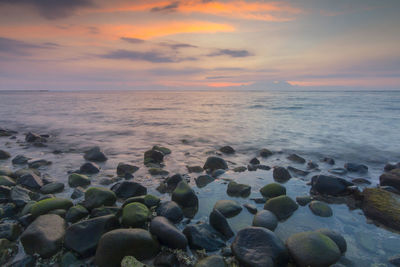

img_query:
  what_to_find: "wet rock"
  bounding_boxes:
[389,255,400,266]
[310,175,353,196]
[99,176,121,185]
[384,162,400,172]
[90,206,121,218]
[68,173,90,188]
[10,186,32,207]
[28,159,52,169]
[111,181,147,199]
[0,223,21,241]
[186,165,203,173]
[0,238,18,265]
[243,203,257,214]
[231,227,288,267]
[12,155,30,165]
[344,163,368,173]
[328,168,348,175]
[83,187,116,210]
[49,208,67,218]
[286,231,341,267]
[227,181,251,197]
[150,216,188,249]
[251,197,267,203]
[196,255,227,267]
[260,183,286,198]
[252,210,278,231]
[31,197,73,217]
[40,182,64,194]
[212,169,225,178]
[309,200,333,217]
[209,209,234,239]
[296,195,312,206]
[123,194,160,208]
[152,145,171,155]
[122,202,150,228]
[287,154,306,164]
[321,157,335,165]
[361,188,400,231]
[61,251,84,267]
[20,214,66,258]
[17,172,43,190]
[203,156,228,171]
[219,146,235,154]
[9,255,36,267]
[288,166,310,176]
[95,229,160,267]
[0,150,11,159]
[18,213,34,227]
[171,181,198,218]
[273,166,291,183]
[0,175,15,187]
[264,195,298,221]
[352,178,371,185]
[79,162,100,174]
[66,205,89,223]
[117,163,139,176]
[156,201,183,223]
[380,168,400,191]
[307,161,319,169]
[165,174,184,191]
[183,222,225,252]
[71,186,85,199]
[0,202,17,218]
[380,185,400,195]
[233,166,247,172]
[121,256,148,267]
[315,229,347,254]
[25,132,46,143]
[0,167,14,177]
[214,200,242,218]
[148,168,169,176]
[259,148,273,158]
[84,146,108,162]
[65,214,119,257]
[0,185,11,203]
[144,149,164,165]
[0,127,16,137]
[195,174,214,188]
[249,157,260,165]
[153,251,179,267]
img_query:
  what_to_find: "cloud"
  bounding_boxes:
[121,37,145,44]
[207,49,252,57]
[159,42,197,49]
[0,37,57,56]
[100,49,197,63]
[0,0,93,20]
[151,1,180,12]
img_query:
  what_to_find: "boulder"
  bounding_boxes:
[152,145,171,155]
[12,155,30,165]
[214,200,242,218]
[195,255,227,267]
[287,154,306,164]
[344,163,368,173]
[68,173,90,188]
[212,169,225,178]
[296,195,312,206]
[287,166,310,176]
[315,229,347,254]
[66,205,89,223]
[249,157,260,165]
[186,165,203,173]
[111,181,147,199]
[122,202,150,228]
[227,181,251,197]
[264,195,298,220]
[0,176,16,187]
[273,167,291,183]
[153,251,179,267]
[28,159,52,169]
[10,186,32,207]
[165,174,184,190]
[95,229,160,267]
[17,172,43,190]
[231,227,288,267]
[183,223,225,252]
[219,146,235,154]
[144,149,164,165]
[117,163,139,176]
[79,162,100,174]
[252,210,278,231]
[71,187,85,199]
[83,187,116,210]
[31,198,73,217]
[65,215,119,257]
[90,206,121,218]
[259,148,273,158]
[203,156,228,171]
[310,175,353,196]
[307,161,319,169]
[150,216,187,249]
[123,194,160,208]
[156,201,183,223]
[309,200,333,217]
[171,181,198,218]
[148,168,169,176]
[286,231,341,267]
[243,203,257,214]
[25,132,46,143]
[260,183,286,198]
[20,214,66,258]
[84,146,108,162]
[0,150,11,160]
[209,209,234,239]
[40,182,64,194]
[195,175,214,188]
[380,168,400,191]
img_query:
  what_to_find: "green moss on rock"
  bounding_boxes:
[260,183,286,198]
[122,203,150,228]
[31,198,73,217]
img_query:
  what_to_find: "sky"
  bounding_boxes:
[0,0,399,91]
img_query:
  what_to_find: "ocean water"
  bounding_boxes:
[1,90,400,266]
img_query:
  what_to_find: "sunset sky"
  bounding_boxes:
[0,0,399,90]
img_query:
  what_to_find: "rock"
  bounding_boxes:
[219,146,235,154]
[144,149,164,165]
[259,148,273,158]
[352,178,371,185]
[273,167,291,182]
[83,187,116,210]
[18,213,34,227]
[286,231,341,267]
[20,214,66,258]
[111,181,147,199]
[68,173,90,188]
[49,208,66,217]
[0,185,11,203]
[260,183,286,198]
[384,162,400,172]
[117,163,139,176]
[25,132,46,143]
[321,157,335,165]
[287,166,310,176]
[9,255,36,266]
[80,162,100,174]
[71,186,85,199]
[186,165,203,173]
[0,150,11,159]
[296,195,312,206]
[152,145,171,155]
[0,223,21,241]
[40,182,64,194]
[196,255,227,267]
[28,159,52,169]
[165,173,184,190]
[153,251,179,267]
[95,229,160,267]
[17,172,43,190]
[328,168,348,175]
[171,181,198,218]
[380,168,400,191]
[10,186,31,207]
[84,146,108,162]
[0,175,15,186]
[148,168,169,176]
[0,167,13,177]
[123,194,160,208]
[31,197,73,217]
[389,255,400,266]
[0,238,18,265]
[214,200,242,218]
[309,200,333,217]
[344,163,368,173]
[156,201,183,223]
[203,156,228,171]
[209,209,234,239]
[91,206,121,218]
[361,188,400,231]
[195,175,214,188]
[315,229,347,254]
[264,195,298,220]
[287,154,306,164]
[227,181,251,197]
[122,202,150,228]
[212,169,225,178]
[12,155,30,165]
[100,176,122,185]
[380,185,400,195]
[233,166,247,172]
[249,157,260,165]
[66,205,89,223]
[61,251,84,267]
[252,210,278,231]
[0,127,16,137]
[307,161,319,169]
[150,216,187,249]
[310,175,353,196]
[121,256,148,267]
[232,227,288,267]
[65,214,119,257]
[183,223,225,252]
[243,203,257,214]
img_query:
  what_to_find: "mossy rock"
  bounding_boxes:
[227,181,251,197]
[31,198,73,217]
[66,205,89,223]
[0,176,16,186]
[122,203,150,228]
[264,195,298,220]
[233,166,247,173]
[260,183,286,198]
[84,187,116,210]
[152,145,171,155]
[68,173,90,188]
[123,195,160,208]
[309,201,333,217]
[148,168,169,176]
[121,256,149,267]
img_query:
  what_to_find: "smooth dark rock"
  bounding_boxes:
[165,174,184,191]
[30,198,73,217]
[90,206,121,218]
[25,132,46,143]
[219,146,235,154]
[171,181,198,218]
[152,145,171,155]
[233,166,247,172]
[84,146,108,162]
[296,195,312,206]
[0,175,15,186]
[195,255,227,267]
[322,157,335,165]
[310,175,353,196]
[83,187,116,210]
[264,195,298,221]
[122,202,150,228]
[111,181,147,199]
[144,149,164,165]
[68,173,90,188]
[260,183,286,198]
[227,181,251,197]
[186,165,203,173]
[203,156,228,171]
[309,200,333,217]
[71,186,85,199]
[380,168,400,191]
[150,216,187,249]
[123,194,160,208]
[183,223,225,252]
[307,161,319,169]
[328,168,348,175]
[0,127,16,137]
[156,201,183,223]
[153,251,179,267]
[10,186,31,207]
[214,199,242,218]
[0,223,21,241]
[243,203,257,214]
[287,154,306,164]
[79,162,100,174]
[212,169,225,178]
[17,173,43,190]
[195,175,214,188]
[40,182,64,194]
[389,255,400,266]
[12,155,30,165]
[28,159,51,169]
[0,150,11,159]
[259,148,273,158]
[352,178,371,185]
[209,209,234,239]
[66,205,89,223]
[273,167,291,183]
[148,167,169,176]
[288,166,310,176]
[315,229,347,254]
[344,163,368,173]
[252,210,278,231]
[117,163,139,176]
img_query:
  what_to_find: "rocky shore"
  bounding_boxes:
[0,127,400,266]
